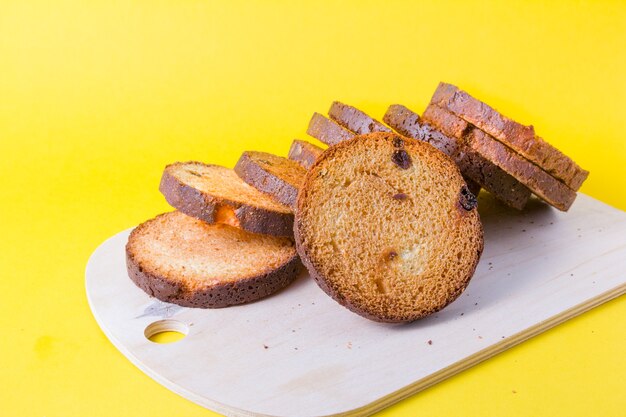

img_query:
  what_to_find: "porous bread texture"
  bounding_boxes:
[328,101,392,135]
[234,151,307,207]
[160,162,294,236]
[422,105,577,211]
[288,139,325,169]
[430,82,589,190]
[384,104,530,210]
[126,211,299,308]
[306,113,355,145]
[295,132,484,323]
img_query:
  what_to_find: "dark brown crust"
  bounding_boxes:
[460,149,530,210]
[306,112,355,146]
[422,104,468,138]
[384,104,458,156]
[288,139,324,169]
[159,162,294,237]
[431,82,589,190]
[423,106,577,211]
[126,220,300,308]
[421,104,535,210]
[466,128,577,211]
[385,104,530,210]
[234,152,303,208]
[421,105,544,210]
[328,101,391,135]
[295,132,484,323]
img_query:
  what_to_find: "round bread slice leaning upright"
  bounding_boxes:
[294,132,484,323]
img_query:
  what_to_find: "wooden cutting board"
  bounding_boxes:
[86,193,626,417]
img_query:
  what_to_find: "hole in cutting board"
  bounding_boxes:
[144,319,189,344]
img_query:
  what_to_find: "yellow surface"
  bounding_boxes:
[1,1,625,416]
[147,331,187,345]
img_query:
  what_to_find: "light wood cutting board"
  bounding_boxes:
[86,193,626,417]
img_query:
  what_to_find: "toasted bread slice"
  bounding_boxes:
[160,162,294,236]
[288,139,325,169]
[328,101,392,135]
[430,82,589,190]
[465,128,577,211]
[306,112,355,145]
[295,132,484,323]
[384,104,460,156]
[384,104,530,209]
[422,105,577,211]
[126,211,299,308]
[234,151,307,208]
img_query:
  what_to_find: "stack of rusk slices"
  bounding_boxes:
[125,82,587,323]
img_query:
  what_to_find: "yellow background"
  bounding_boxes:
[1,1,625,416]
